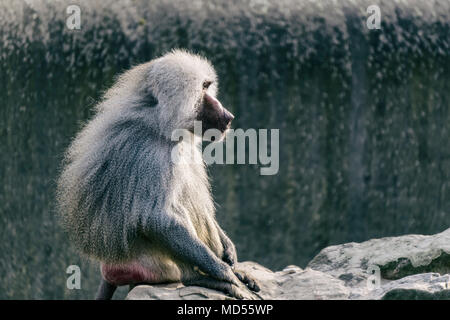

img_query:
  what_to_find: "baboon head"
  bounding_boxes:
[133,50,234,140]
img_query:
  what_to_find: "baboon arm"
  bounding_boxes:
[144,214,239,286]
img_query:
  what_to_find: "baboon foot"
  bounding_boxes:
[95,278,117,300]
[182,276,257,300]
[222,248,237,268]
[234,269,260,292]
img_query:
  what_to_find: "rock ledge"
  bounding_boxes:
[127,228,450,300]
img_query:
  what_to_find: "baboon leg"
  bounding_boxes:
[215,222,237,267]
[145,216,239,286]
[214,222,259,292]
[95,279,117,300]
[182,276,257,300]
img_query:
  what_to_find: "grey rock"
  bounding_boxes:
[361,273,450,300]
[127,262,349,300]
[308,228,450,292]
[127,228,450,300]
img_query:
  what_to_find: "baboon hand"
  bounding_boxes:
[234,269,260,292]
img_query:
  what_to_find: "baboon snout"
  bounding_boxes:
[223,109,234,128]
[201,92,234,133]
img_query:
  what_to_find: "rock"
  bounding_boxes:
[362,273,450,300]
[127,262,350,300]
[307,227,450,298]
[127,228,450,300]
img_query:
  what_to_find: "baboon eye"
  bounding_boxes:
[143,92,158,108]
[202,80,212,89]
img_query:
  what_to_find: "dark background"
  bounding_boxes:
[1,0,449,299]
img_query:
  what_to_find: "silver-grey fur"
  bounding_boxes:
[57,50,259,299]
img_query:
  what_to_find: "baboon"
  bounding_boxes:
[57,50,259,300]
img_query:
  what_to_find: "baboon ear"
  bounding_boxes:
[143,91,158,108]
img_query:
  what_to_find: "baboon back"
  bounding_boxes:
[58,118,173,262]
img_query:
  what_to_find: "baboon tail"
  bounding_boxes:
[95,278,117,300]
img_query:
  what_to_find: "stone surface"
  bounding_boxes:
[127,228,450,300]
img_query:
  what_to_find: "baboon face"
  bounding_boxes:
[195,80,234,136]
[142,50,234,139]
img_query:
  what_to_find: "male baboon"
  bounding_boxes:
[57,50,259,300]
